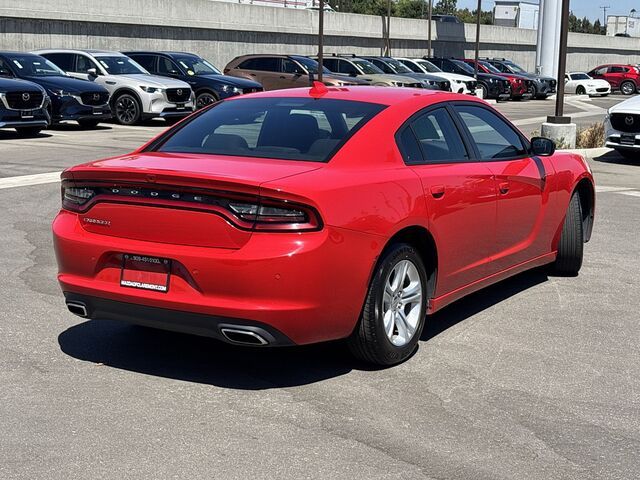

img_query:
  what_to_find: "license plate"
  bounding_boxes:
[92,107,103,115]
[176,104,186,110]
[120,254,171,293]
[20,110,35,119]
[621,134,636,146]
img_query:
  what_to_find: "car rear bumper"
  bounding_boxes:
[53,210,378,345]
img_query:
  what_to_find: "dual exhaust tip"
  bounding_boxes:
[65,301,270,346]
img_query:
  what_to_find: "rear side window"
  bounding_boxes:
[153,98,386,162]
[238,57,279,72]
[609,66,627,73]
[43,53,75,72]
[131,55,157,73]
[455,105,526,160]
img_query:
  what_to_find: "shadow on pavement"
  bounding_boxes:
[58,269,549,389]
[593,150,637,166]
[0,130,52,140]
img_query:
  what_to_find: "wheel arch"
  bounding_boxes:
[110,88,143,108]
[573,177,595,243]
[380,225,438,308]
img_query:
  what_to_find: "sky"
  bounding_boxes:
[456,0,639,22]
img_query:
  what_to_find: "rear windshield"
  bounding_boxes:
[153,97,386,162]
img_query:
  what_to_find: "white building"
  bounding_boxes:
[493,1,540,30]
[607,15,640,37]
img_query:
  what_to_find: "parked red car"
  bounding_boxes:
[588,64,640,95]
[53,85,594,366]
[463,59,532,100]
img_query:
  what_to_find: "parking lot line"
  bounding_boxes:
[0,171,62,189]
[619,191,640,197]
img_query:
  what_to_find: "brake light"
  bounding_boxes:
[61,182,322,232]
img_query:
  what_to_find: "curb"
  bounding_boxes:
[560,147,612,157]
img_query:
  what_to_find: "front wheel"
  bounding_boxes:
[113,93,141,125]
[14,127,42,137]
[478,83,488,99]
[195,91,218,109]
[576,86,586,96]
[348,243,428,366]
[552,193,584,276]
[620,81,637,96]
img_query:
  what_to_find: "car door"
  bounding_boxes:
[397,105,497,296]
[280,58,309,89]
[606,66,626,88]
[564,74,576,93]
[452,103,547,274]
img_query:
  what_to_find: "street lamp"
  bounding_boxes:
[549,0,570,122]
[474,0,482,84]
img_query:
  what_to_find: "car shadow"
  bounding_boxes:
[49,123,113,132]
[58,269,549,389]
[593,150,637,166]
[0,130,52,140]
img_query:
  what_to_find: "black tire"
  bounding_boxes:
[195,91,218,109]
[479,83,489,99]
[576,86,586,96]
[620,80,637,96]
[77,119,100,128]
[113,93,141,125]
[14,127,42,137]
[348,243,428,366]
[553,193,584,276]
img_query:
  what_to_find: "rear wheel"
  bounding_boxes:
[14,127,42,137]
[113,93,141,125]
[620,81,637,96]
[553,193,584,276]
[348,243,428,366]
[478,83,489,99]
[78,119,100,128]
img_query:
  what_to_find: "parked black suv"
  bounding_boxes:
[426,57,511,100]
[0,52,111,128]
[0,76,50,136]
[124,51,263,109]
[485,58,557,99]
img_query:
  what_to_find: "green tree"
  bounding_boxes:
[433,0,457,15]
[396,0,426,18]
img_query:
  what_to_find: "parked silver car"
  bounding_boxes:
[33,49,195,125]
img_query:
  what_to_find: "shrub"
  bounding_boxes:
[576,123,605,149]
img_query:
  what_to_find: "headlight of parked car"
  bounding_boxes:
[50,89,72,97]
[140,86,163,93]
[221,85,242,94]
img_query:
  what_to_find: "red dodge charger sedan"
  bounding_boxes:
[53,85,595,365]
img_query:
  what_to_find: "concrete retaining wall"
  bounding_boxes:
[2,0,640,75]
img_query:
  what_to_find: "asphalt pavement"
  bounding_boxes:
[1,96,639,480]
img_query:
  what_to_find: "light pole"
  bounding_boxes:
[317,0,324,82]
[427,0,433,58]
[551,0,570,120]
[473,0,482,84]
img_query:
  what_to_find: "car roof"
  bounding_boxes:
[224,85,478,107]
[125,51,200,57]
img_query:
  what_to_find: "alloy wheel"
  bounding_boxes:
[115,96,139,124]
[621,82,636,96]
[382,259,423,347]
[196,92,217,109]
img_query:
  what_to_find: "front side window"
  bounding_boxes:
[158,57,181,75]
[95,56,148,75]
[455,105,526,160]
[416,60,441,73]
[76,55,101,74]
[0,58,13,77]
[238,57,279,72]
[153,98,386,162]
[282,59,305,75]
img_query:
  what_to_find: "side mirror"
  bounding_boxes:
[87,68,98,77]
[531,137,556,156]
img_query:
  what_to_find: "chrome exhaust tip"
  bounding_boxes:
[220,327,269,346]
[66,301,88,318]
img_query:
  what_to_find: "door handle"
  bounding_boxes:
[430,185,445,199]
[499,181,510,194]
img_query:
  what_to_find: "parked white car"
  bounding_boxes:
[33,49,195,125]
[396,58,478,95]
[564,72,611,97]
[604,95,640,159]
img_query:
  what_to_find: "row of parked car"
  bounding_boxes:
[1,47,637,137]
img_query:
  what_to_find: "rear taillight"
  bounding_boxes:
[61,181,322,232]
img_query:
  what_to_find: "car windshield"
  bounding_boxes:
[480,61,502,74]
[505,61,527,73]
[95,56,148,75]
[416,60,441,73]
[352,59,384,75]
[153,97,386,163]
[571,73,590,80]
[175,56,221,75]
[7,55,66,77]
[452,60,475,74]
[380,59,413,74]
[292,56,332,74]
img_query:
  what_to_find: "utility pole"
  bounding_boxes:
[474,0,482,84]
[317,0,324,82]
[427,0,433,57]
[552,0,570,119]
[386,0,392,56]
[600,5,610,28]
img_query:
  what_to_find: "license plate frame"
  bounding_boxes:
[20,110,36,119]
[120,254,171,293]
[620,134,636,146]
